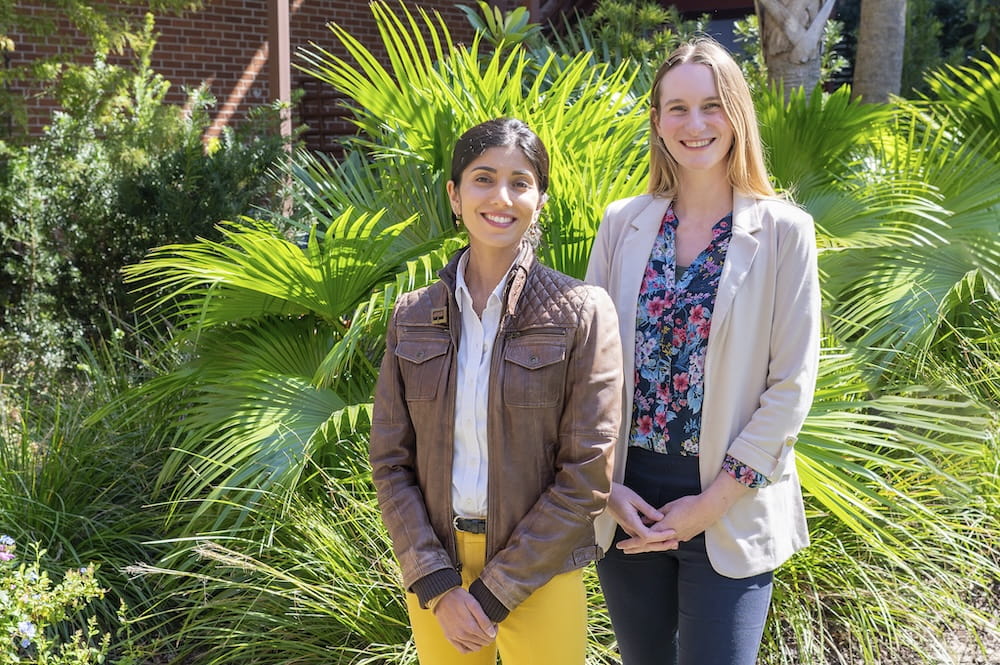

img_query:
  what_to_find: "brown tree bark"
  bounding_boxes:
[756,0,837,100]
[852,0,907,103]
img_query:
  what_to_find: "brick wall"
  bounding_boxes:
[6,0,480,151]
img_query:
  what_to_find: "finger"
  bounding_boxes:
[637,539,680,552]
[649,520,678,535]
[620,520,651,539]
[462,630,494,652]
[623,490,664,522]
[634,501,664,522]
[448,630,490,653]
[619,543,677,554]
[618,538,680,554]
[616,529,677,550]
[613,484,662,520]
[617,540,650,554]
[472,610,497,639]
[619,525,670,544]
[621,522,670,542]
[615,534,649,550]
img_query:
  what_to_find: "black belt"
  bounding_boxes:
[453,516,487,534]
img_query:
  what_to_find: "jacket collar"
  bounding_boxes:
[714,192,761,332]
[732,192,762,235]
[438,240,537,323]
[627,195,671,231]
[628,192,762,234]
[624,192,762,333]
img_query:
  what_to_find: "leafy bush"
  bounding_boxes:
[0,317,189,659]
[0,15,292,381]
[0,536,109,664]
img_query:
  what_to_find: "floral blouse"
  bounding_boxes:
[629,206,768,488]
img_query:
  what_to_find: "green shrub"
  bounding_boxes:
[0,16,293,381]
[0,316,188,659]
[0,536,109,664]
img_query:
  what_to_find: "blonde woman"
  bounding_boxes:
[586,38,820,665]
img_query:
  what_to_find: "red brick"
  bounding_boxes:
[10,0,483,149]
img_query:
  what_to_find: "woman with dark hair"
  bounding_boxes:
[586,37,821,664]
[370,117,623,664]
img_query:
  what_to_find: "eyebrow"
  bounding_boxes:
[663,96,723,105]
[469,166,535,177]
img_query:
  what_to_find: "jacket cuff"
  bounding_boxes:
[469,578,510,622]
[411,568,462,609]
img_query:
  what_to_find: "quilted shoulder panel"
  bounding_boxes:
[515,264,593,328]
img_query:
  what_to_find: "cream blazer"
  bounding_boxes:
[586,192,820,578]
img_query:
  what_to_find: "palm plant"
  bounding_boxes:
[118,3,998,664]
[123,211,458,530]
[756,58,1000,660]
[767,51,1000,392]
[297,0,650,278]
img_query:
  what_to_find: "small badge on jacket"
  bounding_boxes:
[431,307,448,325]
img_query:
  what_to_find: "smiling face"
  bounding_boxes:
[447,144,545,260]
[652,62,734,181]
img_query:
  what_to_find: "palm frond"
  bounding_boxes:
[157,368,346,528]
[800,348,989,555]
[802,69,1000,380]
[803,176,947,250]
[757,84,892,193]
[125,209,423,330]
[313,238,464,388]
[922,48,1000,139]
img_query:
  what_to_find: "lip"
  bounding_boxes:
[681,138,714,148]
[482,212,517,227]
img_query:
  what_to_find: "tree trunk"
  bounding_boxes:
[755,0,837,100]
[853,0,907,103]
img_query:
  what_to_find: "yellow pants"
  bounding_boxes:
[405,530,587,665]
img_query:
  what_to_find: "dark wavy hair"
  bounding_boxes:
[450,117,550,195]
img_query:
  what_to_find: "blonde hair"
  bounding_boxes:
[647,37,775,199]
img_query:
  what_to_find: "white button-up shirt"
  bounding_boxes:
[451,251,515,519]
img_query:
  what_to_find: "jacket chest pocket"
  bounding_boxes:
[396,338,451,402]
[503,336,567,408]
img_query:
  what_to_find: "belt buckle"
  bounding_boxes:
[453,516,486,534]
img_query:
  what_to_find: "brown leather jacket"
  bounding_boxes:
[370,244,622,621]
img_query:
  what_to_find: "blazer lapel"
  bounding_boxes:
[713,193,761,332]
[618,196,671,309]
[615,196,670,436]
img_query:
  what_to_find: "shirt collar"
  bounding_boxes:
[455,250,518,314]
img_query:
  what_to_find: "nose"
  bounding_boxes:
[492,183,513,205]
[686,109,706,132]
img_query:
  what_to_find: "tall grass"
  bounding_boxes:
[125,445,415,665]
[0,320,179,641]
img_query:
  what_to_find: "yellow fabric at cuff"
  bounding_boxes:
[425,587,456,613]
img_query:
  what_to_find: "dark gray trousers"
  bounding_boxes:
[597,448,773,665]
